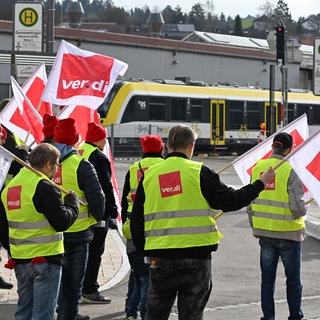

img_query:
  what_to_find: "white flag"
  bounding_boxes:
[286,129,320,206]
[42,40,128,109]
[0,147,14,190]
[232,114,309,185]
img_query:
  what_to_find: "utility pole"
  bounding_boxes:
[46,0,55,53]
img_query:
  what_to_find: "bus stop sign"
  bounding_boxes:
[13,2,44,52]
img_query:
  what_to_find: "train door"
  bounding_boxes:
[210,100,225,146]
[264,102,278,136]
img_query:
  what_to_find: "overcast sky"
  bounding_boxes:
[112,0,317,20]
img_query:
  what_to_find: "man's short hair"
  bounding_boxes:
[167,124,198,150]
[29,143,60,169]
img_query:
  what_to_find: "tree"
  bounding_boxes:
[234,15,243,35]
[162,5,175,24]
[258,0,275,17]
[274,0,291,22]
[189,3,206,31]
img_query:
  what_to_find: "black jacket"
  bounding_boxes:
[86,144,117,221]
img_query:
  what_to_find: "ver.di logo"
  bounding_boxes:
[19,7,38,27]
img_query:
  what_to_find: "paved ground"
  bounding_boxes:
[0,193,319,319]
[0,229,129,305]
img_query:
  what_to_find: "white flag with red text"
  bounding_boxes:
[232,113,309,185]
[42,40,128,109]
[0,63,52,146]
[286,129,320,207]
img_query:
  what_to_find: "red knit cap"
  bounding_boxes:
[0,125,7,140]
[140,134,163,153]
[86,122,107,143]
[42,113,59,138]
[54,118,79,145]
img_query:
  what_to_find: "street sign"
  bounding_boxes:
[13,2,44,52]
[313,38,320,96]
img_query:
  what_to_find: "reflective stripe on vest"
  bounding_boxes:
[127,157,163,213]
[251,158,305,232]
[1,168,64,259]
[143,157,220,250]
[54,154,96,232]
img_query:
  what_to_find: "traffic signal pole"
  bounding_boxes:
[274,20,288,128]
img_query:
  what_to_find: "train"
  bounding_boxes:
[97,79,320,156]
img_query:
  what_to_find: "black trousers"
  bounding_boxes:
[82,227,108,294]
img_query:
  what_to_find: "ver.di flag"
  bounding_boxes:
[286,129,320,207]
[232,113,308,185]
[42,40,128,109]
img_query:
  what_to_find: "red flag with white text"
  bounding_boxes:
[42,40,128,109]
[232,114,309,185]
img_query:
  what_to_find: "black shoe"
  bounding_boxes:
[0,276,13,289]
[76,314,90,320]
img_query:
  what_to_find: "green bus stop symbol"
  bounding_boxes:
[19,7,38,27]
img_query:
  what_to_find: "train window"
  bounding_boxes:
[149,96,166,121]
[171,98,187,121]
[247,103,262,130]
[190,99,202,122]
[229,101,243,129]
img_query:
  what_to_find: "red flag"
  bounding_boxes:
[42,40,128,109]
[11,76,44,144]
[287,129,320,206]
[0,64,52,145]
[232,114,309,185]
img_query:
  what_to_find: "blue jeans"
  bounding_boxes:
[145,258,212,320]
[57,242,89,320]
[14,262,62,320]
[127,273,149,320]
[259,237,304,320]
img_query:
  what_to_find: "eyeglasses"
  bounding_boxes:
[54,161,61,168]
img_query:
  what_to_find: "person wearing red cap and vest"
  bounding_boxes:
[77,122,117,304]
[130,124,275,320]
[0,143,79,320]
[53,118,105,320]
[247,132,306,320]
[122,134,164,320]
